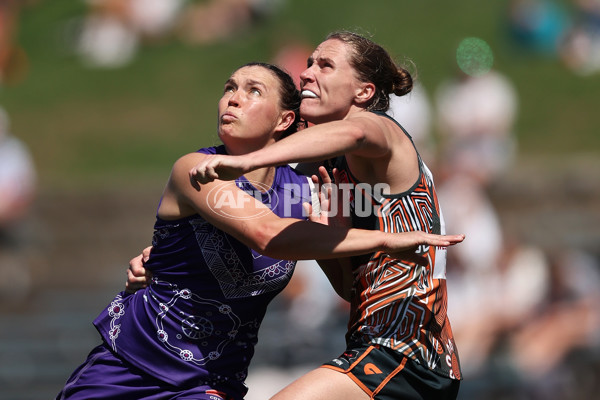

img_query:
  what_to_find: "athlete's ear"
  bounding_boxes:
[355,82,375,105]
[274,110,295,139]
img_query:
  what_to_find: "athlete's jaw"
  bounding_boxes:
[300,99,330,125]
[299,86,320,122]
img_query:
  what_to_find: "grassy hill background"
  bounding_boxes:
[1,0,598,188]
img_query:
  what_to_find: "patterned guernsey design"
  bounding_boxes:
[93,145,310,394]
[329,112,461,380]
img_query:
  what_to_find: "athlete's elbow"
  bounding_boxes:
[346,124,367,149]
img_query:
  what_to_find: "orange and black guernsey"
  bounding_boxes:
[325,112,461,380]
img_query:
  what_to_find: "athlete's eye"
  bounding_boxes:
[321,61,333,69]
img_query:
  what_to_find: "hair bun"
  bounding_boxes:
[393,67,413,97]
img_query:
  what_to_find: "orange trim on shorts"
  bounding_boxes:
[348,371,373,397]
[320,364,373,397]
[320,345,378,373]
[348,346,377,370]
[320,346,379,397]
[371,356,408,399]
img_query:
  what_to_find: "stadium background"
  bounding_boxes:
[0,0,599,399]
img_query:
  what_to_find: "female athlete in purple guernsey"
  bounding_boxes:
[96,146,309,395]
[57,147,310,400]
[56,63,310,400]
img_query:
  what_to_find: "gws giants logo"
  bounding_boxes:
[364,363,382,375]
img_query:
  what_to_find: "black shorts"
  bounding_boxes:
[321,344,460,400]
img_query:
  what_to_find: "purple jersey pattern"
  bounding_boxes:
[93,146,309,392]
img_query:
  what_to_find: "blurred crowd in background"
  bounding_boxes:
[2,0,600,73]
[1,1,600,400]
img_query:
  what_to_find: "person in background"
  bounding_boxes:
[0,0,29,85]
[0,105,37,303]
[433,65,520,378]
[0,106,36,239]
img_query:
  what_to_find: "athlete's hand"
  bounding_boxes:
[385,232,465,265]
[305,166,351,229]
[189,154,250,189]
[125,246,153,293]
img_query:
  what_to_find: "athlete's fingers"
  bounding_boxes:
[332,168,342,185]
[128,254,146,276]
[190,171,201,190]
[189,158,216,186]
[141,246,152,263]
[303,202,320,222]
[318,166,332,185]
[310,166,331,194]
[189,166,203,189]
[126,268,148,283]
[202,163,217,182]
[317,181,333,216]
[442,234,465,245]
[125,248,154,293]
[125,269,148,293]
[420,233,465,247]
[310,173,319,185]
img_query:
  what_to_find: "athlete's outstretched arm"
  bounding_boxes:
[176,152,465,261]
[126,158,464,292]
[190,114,386,185]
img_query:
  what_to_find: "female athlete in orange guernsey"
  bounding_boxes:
[322,128,460,393]
[188,31,462,400]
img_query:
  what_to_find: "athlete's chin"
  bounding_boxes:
[299,103,325,123]
[218,123,238,135]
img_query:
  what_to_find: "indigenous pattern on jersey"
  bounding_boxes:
[326,112,461,380]
[93,145,310,396]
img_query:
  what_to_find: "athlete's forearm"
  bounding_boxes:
[252,218,387,260]
[245,121,365,170]
[246,217,464,264]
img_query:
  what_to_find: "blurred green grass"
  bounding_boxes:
[1,0,598,188]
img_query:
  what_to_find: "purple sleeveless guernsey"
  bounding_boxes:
[93,146,310,396]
